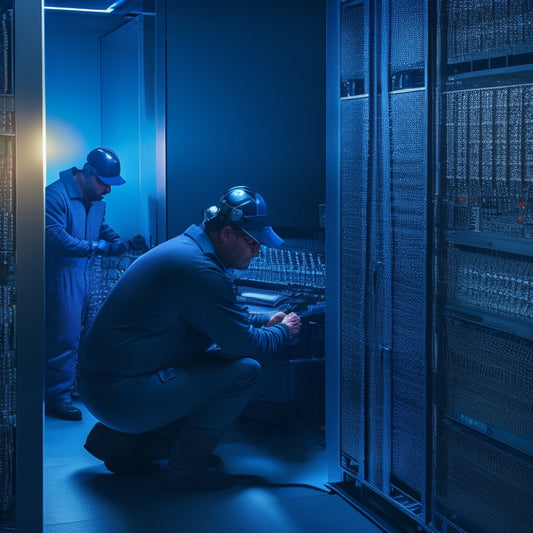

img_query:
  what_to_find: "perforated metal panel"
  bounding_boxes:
[338,0,429,504]
[390,90,428,498]
[441,319,533,450]
[436,419,533,533]
[339,96,369,473]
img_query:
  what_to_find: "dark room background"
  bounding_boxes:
[45,0,326,243]
[164,0,326,238]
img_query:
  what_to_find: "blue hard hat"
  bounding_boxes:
[205,186,284,248]
[84,147,125,186]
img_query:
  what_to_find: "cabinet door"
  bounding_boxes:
[338,0,369,481]
[337,0,429,525]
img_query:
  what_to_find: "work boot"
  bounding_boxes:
[84,420,223,475]
[85,421,182,461]
[45,399,82,421]
[85,422,169,474]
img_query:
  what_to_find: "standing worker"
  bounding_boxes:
[79,186,301,490]
[45,147,128,421]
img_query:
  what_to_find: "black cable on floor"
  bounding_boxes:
[252,481,334,494]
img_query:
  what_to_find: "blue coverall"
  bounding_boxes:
[45,168,123,403]
[78,224,291,436]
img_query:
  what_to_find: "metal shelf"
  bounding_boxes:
[445,304,533,341]
[451,230,533,258]
[445,414,533,458]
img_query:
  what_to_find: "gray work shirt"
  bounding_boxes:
[79,224,290,377]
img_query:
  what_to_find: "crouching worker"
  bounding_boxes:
[78,186,301,491]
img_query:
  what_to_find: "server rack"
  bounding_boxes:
[330,0,431,530]
[328,1,532,532]
[1,1,45,531]
[0,2,15,524]
[433,1,533,532]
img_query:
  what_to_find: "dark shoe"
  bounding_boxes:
[85,422,175,461]
[45,399,82,421]
[84,423,130,461]
[85,422,205,472]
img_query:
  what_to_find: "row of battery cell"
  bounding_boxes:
[88,245,326,305]
[446,0,533,63]
[233,246,326,289]
[445,84,533,190]
[447,247,533,320]
[445,85,533,237]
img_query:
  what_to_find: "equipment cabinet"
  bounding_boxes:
[327,1,533,531]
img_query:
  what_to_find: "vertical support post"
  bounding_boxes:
[155,0,167,244]
[377,0,392,495]
[14,0,45,531]
[325,0,341,482]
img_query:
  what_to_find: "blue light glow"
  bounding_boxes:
[44,7,114,13]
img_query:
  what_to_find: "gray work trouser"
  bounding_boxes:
[79,356,261,435]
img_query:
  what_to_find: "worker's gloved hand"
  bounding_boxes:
[127,234,149,252]
[281,312,301,338]
[92,239,111,256]
[108,239,129,257]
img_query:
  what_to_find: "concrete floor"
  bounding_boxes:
[43,402,385,533]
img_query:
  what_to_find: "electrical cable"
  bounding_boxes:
[248,481,334,494]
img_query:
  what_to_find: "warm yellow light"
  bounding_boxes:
[46,119,85,164]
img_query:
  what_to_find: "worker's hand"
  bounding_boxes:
[108,239,129,256]
[92,239,110,256]
[281,312,301,338]
[266,311,286,327]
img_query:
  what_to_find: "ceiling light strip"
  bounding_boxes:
[44,6,115,13]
